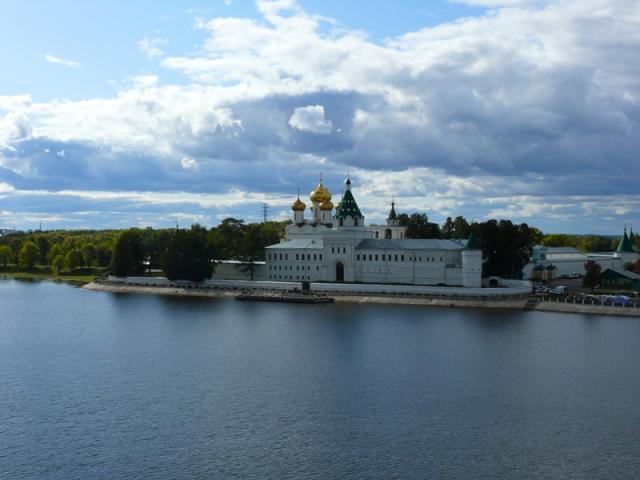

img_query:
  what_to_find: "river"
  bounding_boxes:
[1,278,639,479]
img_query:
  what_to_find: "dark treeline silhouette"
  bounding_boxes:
[109,220,287,281]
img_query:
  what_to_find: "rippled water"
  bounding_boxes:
[1,279,639,479]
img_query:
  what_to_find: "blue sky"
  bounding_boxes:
[1,0,639,233]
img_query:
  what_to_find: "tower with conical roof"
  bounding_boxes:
[614,227,639,263]
[334,175,364,227]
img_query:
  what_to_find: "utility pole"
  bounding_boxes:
[262,203,269,223]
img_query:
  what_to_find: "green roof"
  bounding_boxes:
[616,231,634,253]
[387,202,397,221]
[335,190,362,220]
[464,230,481,250]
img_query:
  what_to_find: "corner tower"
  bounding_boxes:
[461,231,482,288]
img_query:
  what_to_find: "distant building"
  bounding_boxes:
[264,176,482,287]
[600,268,640,291]
[523,228,639,280]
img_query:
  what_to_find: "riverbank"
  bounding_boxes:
[83,282,528,310]
[83,282,640,317]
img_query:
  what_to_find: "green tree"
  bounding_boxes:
[400,213,441,239]
[81,243,97,268]
[96,242,113,267]
[111,229,145,277]
[52,254,66,275]
[475,220,537,278]
[33,235,50,265]
[66,248,83,272]
[583,260,601,293]
[235,223,267,281]
[18,241,40,270]
[163,225,214,281]
[47,244,64,265]
[208,218,245,260]
[441,217,454,239]
[0,245,13,269]
[452,216,470,239]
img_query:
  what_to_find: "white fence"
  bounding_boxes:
[105,276,532,298]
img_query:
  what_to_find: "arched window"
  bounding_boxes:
[354,218,359,226]
[385,229,392,239]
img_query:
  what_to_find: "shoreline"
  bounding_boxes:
[82,282,640,317]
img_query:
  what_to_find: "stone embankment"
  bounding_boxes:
[83,278,639,316]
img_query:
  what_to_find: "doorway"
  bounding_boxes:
[335,262,344,282]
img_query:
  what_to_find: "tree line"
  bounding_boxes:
[3,213,636,281]
[109,219,287,281]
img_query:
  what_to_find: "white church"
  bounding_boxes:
[265,176,482,287]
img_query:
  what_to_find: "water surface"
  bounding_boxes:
[1,279,639,479]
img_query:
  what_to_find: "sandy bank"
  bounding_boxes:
[534,301,640,317]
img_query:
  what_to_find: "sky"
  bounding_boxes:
[0,0,639,234]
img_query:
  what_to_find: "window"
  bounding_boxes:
[375,231,379,238]
[296,254,299,260]
[382,254,386,261]
[316,266,319,271]
[285,254,288,260]
[313,254,317,261]
[375,255,378,261]
[401,255,404,261]
[339,219,343,226]
[357,254,360,261]
[395,254,398,261]
[354,218,358,226]
[369,254,372,261]
[343,247,346,253]
[331,247,334,253]
[319,254,323,260]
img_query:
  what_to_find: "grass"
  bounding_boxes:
[0,266,104,285]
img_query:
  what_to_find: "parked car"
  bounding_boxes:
[549,286,567,295]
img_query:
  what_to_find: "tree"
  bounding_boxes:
[475,220,537,278]
[441,217,454,239]
[452,216,470,239]
[163,225,214,281]
[18,241,40,270]
[208,218,245,260]
[583,261,601,293]
[66,248,83,272]
[81,243,97,268]
[111,229,145,277]
[0,245,13,269]
[400,213,440,239]
[47,244,64,265]
[52,255,66,275]
[235,223,266,281]
[96,242,113,267]
[33,235,50,265]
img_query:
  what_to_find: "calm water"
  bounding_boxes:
[1,279,639,479]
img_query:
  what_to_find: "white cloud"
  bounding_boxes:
[288,105,333,134]
[1,0,639,232]
[44,54,80,67]
[0,112,32,148]
[181,156,198,169]
[137,37,168,59]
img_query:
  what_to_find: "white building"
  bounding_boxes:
[522,229,639,280]
[265,176,482,287]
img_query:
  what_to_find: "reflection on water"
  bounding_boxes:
[1,279,639,479]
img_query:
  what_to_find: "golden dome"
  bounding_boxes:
[319,198,334,210]
[291,197,306,211]
[310,182,327,203]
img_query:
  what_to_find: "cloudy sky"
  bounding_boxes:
[0,0,638,234]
